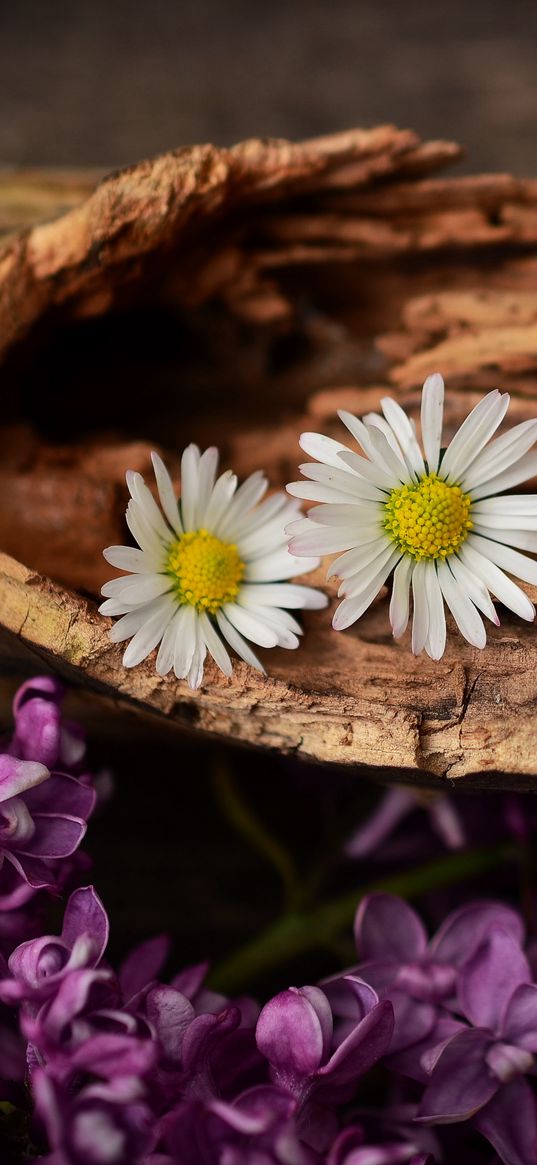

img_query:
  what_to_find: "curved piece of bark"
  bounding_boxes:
[1,126,537,785]
[2,549,537,788]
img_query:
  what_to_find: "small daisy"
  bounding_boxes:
[100,446,327,688]
[286,373,537,660]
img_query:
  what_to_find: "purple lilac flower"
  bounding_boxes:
[351,893,524,1073]
[0,679,96,930]
[418,925,537,1165]
[6,677,87,774]
[256,978,394,1151]
[33,1069,155,1165]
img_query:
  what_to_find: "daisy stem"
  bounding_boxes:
[210,842,516,995]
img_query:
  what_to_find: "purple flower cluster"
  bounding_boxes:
[0,677,97,1096]
[0,677,535,1165]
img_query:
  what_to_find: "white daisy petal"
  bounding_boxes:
[441,390,509,483]
[173,606,198,679]
[179,444,201,531]
[471,524,537,553]
[461,540,535,622]
[203,470,238,531]
[126,471,175,541]
[126,501,167,560]
[380,397,426,477]
[216,611,265,673]
[107,606,156,641]
[239,604,301,649]
[103,545,159,573]
[300,431,354,470]
[245,548,319,581]
[151,452,183,536]
[363,412,407,464]
[420,373,445,473]
[462,419,537,491]
[191,448,218,528]
[307,502,381,527]
[238,583,328,610]
[155,609,184,676]
[411,561,430,655]
[216,471,268,540]
[468,532,537,588]
[470,510,537,531]
[447,556,499,625]
[122,597,176,668]
[341,542,400,598]
[338,449,396,492]
[332,551,398,631]
[222,603,279,649]
[472,495,537,517]
[187,621,207,690]
[327,536,392,580]
[101,574,172,604]
[288,525,363,557]
[99,597,140,617]
[389,554,414,639]
[367,424,413,483]
[198,611,233,677]
[470,451,537,500]
[296,461,386,501]
[437,560,487,649]
[423,564,446,661]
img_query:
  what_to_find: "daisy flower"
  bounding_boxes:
[286,373,537,660]
[99,446,327,688]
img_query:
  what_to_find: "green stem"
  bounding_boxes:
[211,843,515,994]
[212,765,299,909]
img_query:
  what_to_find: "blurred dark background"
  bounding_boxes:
[1,0,536,173]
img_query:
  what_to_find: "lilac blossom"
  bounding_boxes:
[351,893,524,1069]
[256,979,394,1150]
[33,1069,155,1165]
[418,926,537,1165]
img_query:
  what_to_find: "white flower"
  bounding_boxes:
[286,373,537,660]
[99,446,326,689]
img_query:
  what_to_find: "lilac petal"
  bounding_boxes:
[146,985,194,1062]
[322,974,380,1023]
[0,755,50,802]
[316,1000,394,1092]
[503,983,537,1051]
[119,934,170,1000]
[12,697,62,768]
[42,969,115,1042]
[171,961,210,1000]
[417,1028,497,1123]
[181,1008,241,1076]
[386,990,436,1054]
[23,772,95,820]
[256,987,332,1078]
[71,1031,156,1080]
[345,788,415,859]
[16,813,86,858]
[61,886,109,964]
[209,1084,295,1135]
[431,900,524,967]
[475,1077,537,1165]
[458,928,531,1031]
[3,849,55,890]
[355,895,427,962]
[12,675,63,715]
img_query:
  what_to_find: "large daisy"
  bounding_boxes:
[286,374,537,660]
[100,446,326,688]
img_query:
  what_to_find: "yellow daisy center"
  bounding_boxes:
[165,529,244,614]
[383,473,472,561]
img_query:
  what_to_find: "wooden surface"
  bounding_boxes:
[1,126,537,785]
